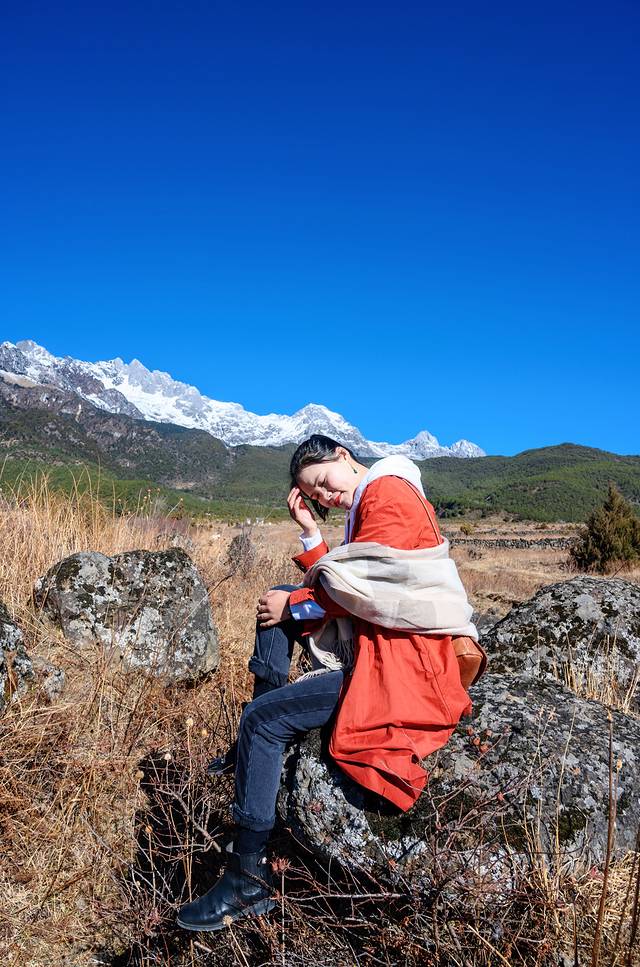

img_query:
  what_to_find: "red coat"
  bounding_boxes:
[289,475,473,811]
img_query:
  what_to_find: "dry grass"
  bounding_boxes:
[0,476,294,966]
[0,481,638,966]
[454,544,571,612]
[453,541,640,618]
[548,636,640,716]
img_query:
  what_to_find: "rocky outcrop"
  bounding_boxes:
[277,577,640,894]
[0,601,34,711]
[278,672,640,893]
[471,608,502,637]
[33,548,219,683]
[484,577,640,708]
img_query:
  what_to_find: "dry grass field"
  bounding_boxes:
[241,515,640,616]
[0,481,638,966]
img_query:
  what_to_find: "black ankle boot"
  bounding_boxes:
[177,848,275,932]
[207,739,237,777]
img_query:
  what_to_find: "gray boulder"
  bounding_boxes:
[278,672,640,893]
[33,548,219,683]
[484,577,640,708]
[471,607,502,637]
[0,601,34,711]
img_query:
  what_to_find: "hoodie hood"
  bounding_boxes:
[346,455,426,541]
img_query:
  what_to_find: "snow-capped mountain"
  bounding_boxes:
[0,340,485,459]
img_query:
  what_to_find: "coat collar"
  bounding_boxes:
[345,455,425,542]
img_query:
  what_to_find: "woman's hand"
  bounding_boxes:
[256,589,291,628]
[287,486,318,536]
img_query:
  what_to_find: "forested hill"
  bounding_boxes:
[0,376,637,522]
[416,444,640,521]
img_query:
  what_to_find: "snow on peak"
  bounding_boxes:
[0,339,486,458]
[449,439,486,458]
[15,339,58,361]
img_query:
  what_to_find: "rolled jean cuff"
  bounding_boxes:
[247,656,289,689]
[231,802,276,833]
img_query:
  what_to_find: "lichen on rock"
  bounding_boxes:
[484,576,640,709]
[33,548,219,683]
[0,601,34,711]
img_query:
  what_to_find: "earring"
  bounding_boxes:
[352,465,358,474]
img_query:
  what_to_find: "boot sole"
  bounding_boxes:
[177,897,277,932]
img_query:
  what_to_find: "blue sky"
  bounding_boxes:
[2,1,638,456]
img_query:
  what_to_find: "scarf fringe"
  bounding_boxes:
[307,635,354,672]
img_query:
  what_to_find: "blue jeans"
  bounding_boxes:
[232,585,344,832]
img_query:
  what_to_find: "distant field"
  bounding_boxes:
[244,513,640,616]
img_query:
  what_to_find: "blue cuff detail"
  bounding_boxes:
[289,599,327,621]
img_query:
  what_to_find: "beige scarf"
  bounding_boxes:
[300,539,478,674]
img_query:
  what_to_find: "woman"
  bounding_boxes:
[177,435,486,933]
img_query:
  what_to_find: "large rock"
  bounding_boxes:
[471,607,502,637]
[277,578,640,893]
[484,577,640,708]
[0,601,34,711]
[278,672,640,893]
[33,548,219,683]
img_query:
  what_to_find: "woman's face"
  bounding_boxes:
[296,454,358,510]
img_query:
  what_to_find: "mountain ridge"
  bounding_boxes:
[0,339,485,459]
[0,371,638,523]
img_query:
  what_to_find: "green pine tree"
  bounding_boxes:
[570,483,640,573]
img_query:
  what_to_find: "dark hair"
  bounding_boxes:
[289,434,358,521]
